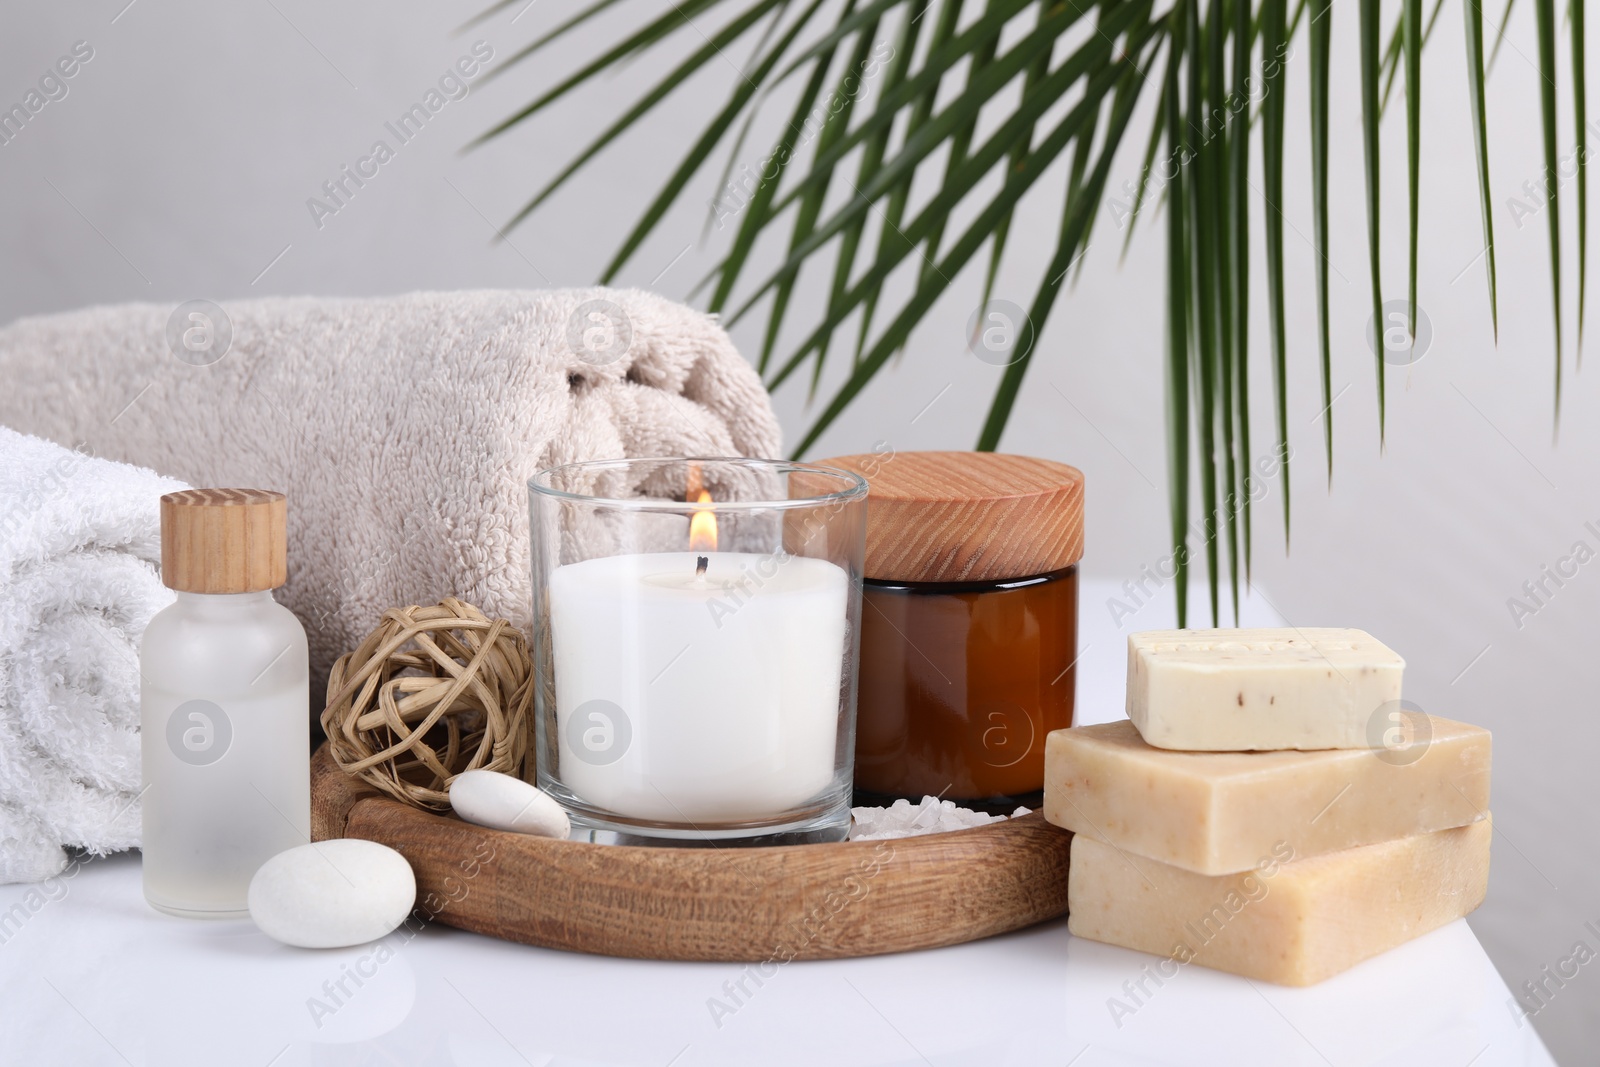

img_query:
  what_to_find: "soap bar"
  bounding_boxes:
[1067,818,1492,986]
[1044,718,1489,874]
[1127,628,1404,751]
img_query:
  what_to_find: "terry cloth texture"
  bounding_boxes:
[0,289,782,705]
[0,427,187,882]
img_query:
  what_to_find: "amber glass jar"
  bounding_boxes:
[815,451,1084,809]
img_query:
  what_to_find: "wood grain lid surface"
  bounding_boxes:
[814,452,1084,582]
[160,488,288,593]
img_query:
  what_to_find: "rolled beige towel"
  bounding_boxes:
[0,289,781,700]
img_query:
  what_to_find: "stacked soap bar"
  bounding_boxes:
[1126,628,1405,751]
[1047,627,1493,986]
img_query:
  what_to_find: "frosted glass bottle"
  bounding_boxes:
[141,489,309,918]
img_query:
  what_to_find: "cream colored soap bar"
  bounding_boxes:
[1044,718,1489,874]
[1128,628,1404,750]
[1067,818,1492,986]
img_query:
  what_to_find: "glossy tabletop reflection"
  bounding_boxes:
[0,580,1555,1067]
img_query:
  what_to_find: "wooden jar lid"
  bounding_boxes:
[814,451,1083,583]
[160,488,288,594]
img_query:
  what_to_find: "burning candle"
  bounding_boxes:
[529,458,867,842]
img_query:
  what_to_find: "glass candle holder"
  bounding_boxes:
[528,457,867,845]
[814,451,1084,811]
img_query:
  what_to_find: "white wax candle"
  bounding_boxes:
[549,551,848,823]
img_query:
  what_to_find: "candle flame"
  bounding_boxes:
[688,489,717,552]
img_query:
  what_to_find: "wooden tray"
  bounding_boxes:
[310,746,1073,961]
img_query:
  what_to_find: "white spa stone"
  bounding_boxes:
[247,839,416,949]
[449,769,570,839]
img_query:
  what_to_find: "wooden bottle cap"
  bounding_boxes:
[160,489,288,594]
[813,452,1083,583]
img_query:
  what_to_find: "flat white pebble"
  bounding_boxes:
[449,769,570,839]
[248,839,416,949]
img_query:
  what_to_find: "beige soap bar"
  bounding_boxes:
[1128,628,1405,750]
[1068,818,1492,985]
[1044,718,1489,874]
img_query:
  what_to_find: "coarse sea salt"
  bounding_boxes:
[848,797,1032,840]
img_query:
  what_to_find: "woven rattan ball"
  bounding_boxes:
[321,598,533,811]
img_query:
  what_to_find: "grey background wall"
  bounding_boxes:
[3,0,1595,1058]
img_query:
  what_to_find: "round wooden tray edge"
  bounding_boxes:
[310,745,1074,961]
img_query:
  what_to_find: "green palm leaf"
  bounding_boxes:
[786,21,1158,448]
[480,0,1581,621]
[824,0,927,377]
[770,11,882,389]
[700,3,794,245]
[1231,0,1253,585]
[1490,0,1517,70]
[741,0,1146,358]
[1575,0,1588,357]
[473,0,739,144]
[1163,0,1191,624]
[1463,0,1499,342]
[744,0,1075,250]
[861,0,976,361]
[1378,0,1444,115]
[1186,0,1221,623]
[489,0,787,230]
[1403,0,1422,401]
[1535,0,1564,417]
[1309,0,1333,481]
[603,0,833,282]
[981,1,1056,315]
[708,0,837,322]
[977,15,1156,449]
[1262,0,1290,550]
[1204,0,1240,620]
[1119,63,1172,262]
[1359,0,1385,440]
[694,0,1053,309]
[776,0,920,74]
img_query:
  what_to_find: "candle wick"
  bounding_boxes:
[696,555,708,578]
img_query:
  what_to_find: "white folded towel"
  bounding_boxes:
[0,427,187,883]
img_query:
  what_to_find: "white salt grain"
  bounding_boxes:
[848,797,1032,840]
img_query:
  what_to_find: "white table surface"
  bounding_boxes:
[0,580,1556,1067]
